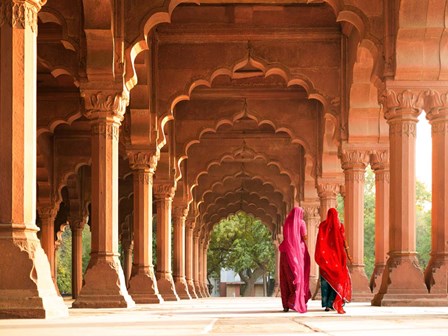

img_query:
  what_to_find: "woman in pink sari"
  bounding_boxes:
[279,207,311,313]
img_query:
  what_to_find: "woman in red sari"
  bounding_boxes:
[315,208,352,314]
[279,207,311,313]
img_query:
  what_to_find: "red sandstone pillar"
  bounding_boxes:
[370,150,390,293]
[202,240,210,296]
[173,206,191,299]
[341,149,372,301]
[272,239,281,297]
[71,221,84,299]
[302,204,320,294]
[154,183,179,301]
[0,0,68,318]
[38,207,58,290]
[372,88,430,306]
[193,231,202,297]
[72,91,134,308]
[185,218,198,298]
[424,91,448,301]
[127,153,162,303]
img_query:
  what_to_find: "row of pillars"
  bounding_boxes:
[273,89,448,306]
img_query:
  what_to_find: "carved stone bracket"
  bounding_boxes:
[425,91,448,135]
[186,217,196,231]
[370,150,390,171]
[0,0,43,33]
[173,206,189,220]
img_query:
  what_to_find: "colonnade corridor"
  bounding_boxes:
[0,297,447,336]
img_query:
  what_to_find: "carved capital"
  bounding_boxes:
[173,206,189,219]
[37,206,58,222]
[380,89,426,120]
[133,170,153,186]
[302,205,320,221]
[69,218,86,231]
[186,217,196,231]
[0,0,42,33]
[340,150,368,170]
[370,150,390,171]
[426,90,448,123]
[317,183,339,198]
[128,150,159,171]
[344,171,365,182]
[82,91,128,121]
[154,183,176,199]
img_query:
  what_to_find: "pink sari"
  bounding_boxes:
[279,207,311,313]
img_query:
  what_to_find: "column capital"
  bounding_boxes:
[425,89,448,122]
[302,204,320,220]
[0,0,45,32]
[127,150,159,171]
[340,149,369,170]
[154,183,176,200]
[379,88,426,121]
[317,182,340,198]
[37,205,58,221]
[81,90,128,122]
[186,216,196,231]
[370,149,390,171]
[173,205,189,219]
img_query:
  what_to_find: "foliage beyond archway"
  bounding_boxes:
[207,212,275,297]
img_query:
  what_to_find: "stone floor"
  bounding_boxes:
[1,297,448,335]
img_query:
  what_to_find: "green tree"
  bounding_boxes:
[56,227,72,294]
[363,167,375,278]
[207,212,275,296]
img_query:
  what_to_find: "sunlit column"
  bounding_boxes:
[127,152,162,303]
[193,231,202,297]
[302,203,320,293]
[372,88,429,306]
[424,91,448,298]
[0,0,68,318]
[73,90,134,308]
[173,205,191,299]
[185,217,198,298]
[154,183,179,301]
[370,150,390,293]
[341,149,372,300]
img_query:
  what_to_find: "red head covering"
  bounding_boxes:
[278,207,310,312]
[315,208,352,303]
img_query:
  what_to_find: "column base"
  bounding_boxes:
[128,268,164,304]
[0,236,68,318]
[349,265,373,301]
[174,277,192,299]
[271,282,280,297]
[72,257,135,308]
[425,255,448,295]
[309,275,318,299]
[312,277,321,300]
[369,264,386,293]
[194,282,204,297]
[201,282,210,297]
[372,255,447,306]
[157,274,179,301]
[187,279,198,298]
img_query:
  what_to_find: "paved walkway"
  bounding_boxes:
[1,297,448,335]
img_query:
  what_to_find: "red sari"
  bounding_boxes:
[315,208,351,313]
[279,207,311,313]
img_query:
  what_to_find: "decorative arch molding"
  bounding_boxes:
[37,108,83,138]
[38,7,79,52]
[55,161,91,207]
[189,152,298,203]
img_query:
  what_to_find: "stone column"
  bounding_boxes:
[302,204,320,293]
[173,206,191,299]
[38,207,58,289]
[185,217,198,298]
[341,149,372,301]
[122,240,133,287]
[370,150,390,293]
[317,183,339,220]
[424,91,448,300]
[71,220,85,299]
[272,239,281,297]
[73,91,134,308]
[127,152,162,303]
[0,0,68,318]
[372,88,431,306]
[202,240,210,296]
[154,183,179,301]
[193,231,202,297]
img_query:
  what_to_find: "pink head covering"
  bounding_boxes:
[278,207,310,312]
